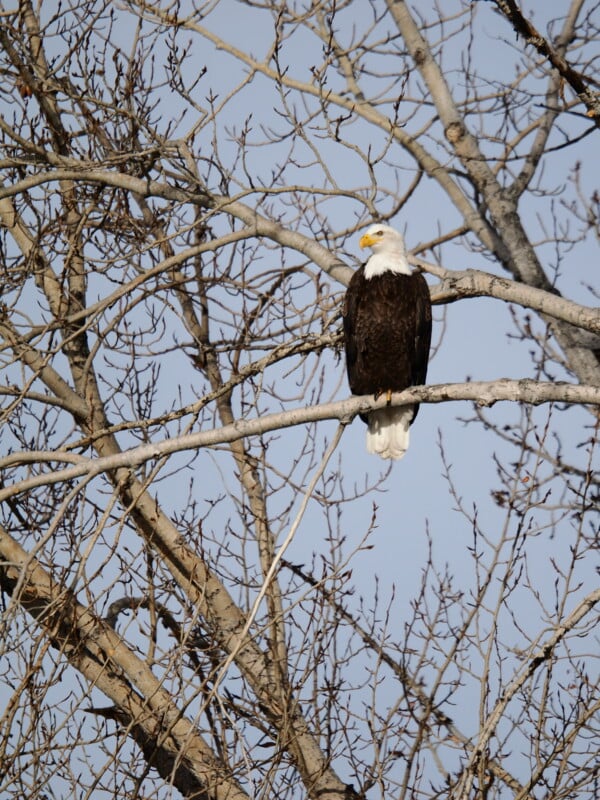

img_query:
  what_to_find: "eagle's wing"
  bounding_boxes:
[342,268,364,394]
[411,272,433,388]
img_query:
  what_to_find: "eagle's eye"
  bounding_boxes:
[375,230,384,236]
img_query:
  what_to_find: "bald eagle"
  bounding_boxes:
[342,224,432,460]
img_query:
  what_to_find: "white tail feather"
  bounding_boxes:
[366,407,412,460]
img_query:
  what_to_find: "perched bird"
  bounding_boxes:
[342,224,432,460]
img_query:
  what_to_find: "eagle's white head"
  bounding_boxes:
[359,224,411,278]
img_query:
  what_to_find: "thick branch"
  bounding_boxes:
[1,379,598,500]
[387,0,600,386]
[419,260,600,336]
[0,524,250,800]
[0,167,351,285]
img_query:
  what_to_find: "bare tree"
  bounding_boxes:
[0,2,598,799]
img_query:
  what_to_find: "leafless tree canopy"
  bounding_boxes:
[0,1,599,799]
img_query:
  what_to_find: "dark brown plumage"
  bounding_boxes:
[343,268,431,421]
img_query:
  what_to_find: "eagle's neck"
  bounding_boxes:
[364,250,411,279]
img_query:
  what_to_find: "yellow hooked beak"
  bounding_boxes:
[359,232,377,249]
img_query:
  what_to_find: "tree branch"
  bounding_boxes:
[388,0,600,386]
[1,379,598,501]
[418,259,600,335]
[453,585,600,799]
